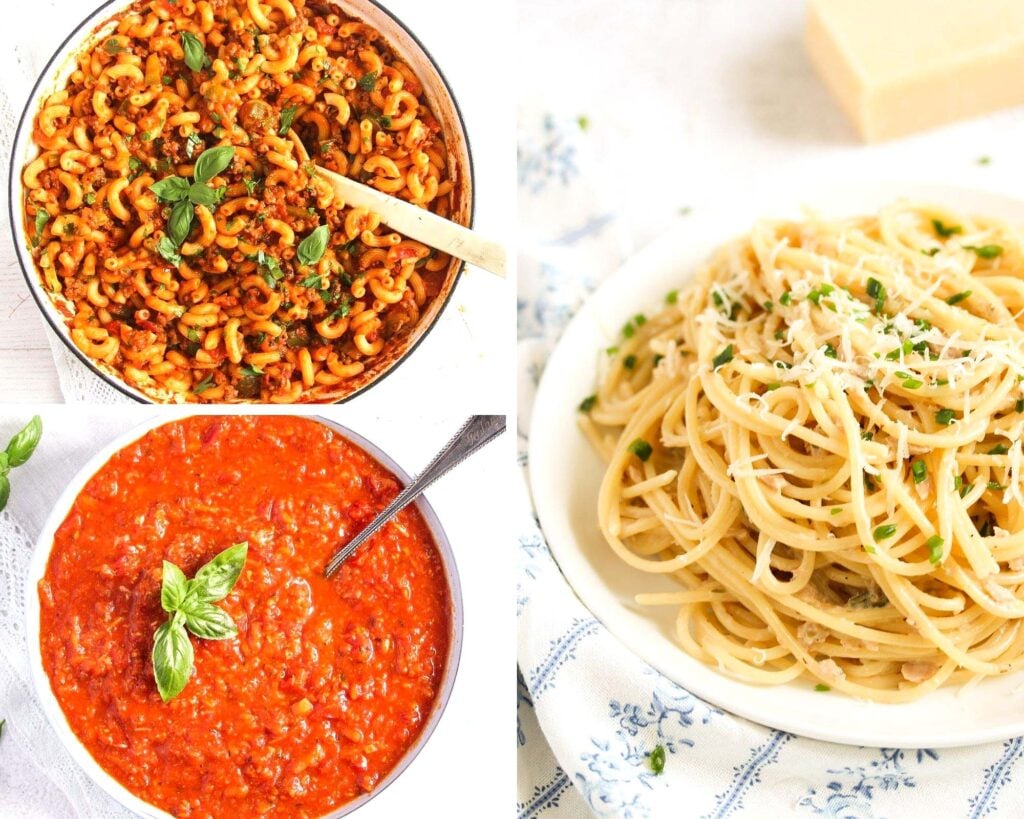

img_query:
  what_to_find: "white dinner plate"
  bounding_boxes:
[529,180,1024,748]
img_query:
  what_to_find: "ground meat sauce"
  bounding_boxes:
[39,416,451,818]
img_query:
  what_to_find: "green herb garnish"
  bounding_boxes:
[911,460,927,484]
[153,542,248,701]
[649,745,666,775]
[873,524,897,541]
[623,355,637,370]
[33,210,50,247]
[935,408,956,426]
[296,225,330,266]
[815,683,831,692]
[665,289,679,305]
[988,443,1010,455]
[932,218,962,238]
[628,439,653,461]
[180,32,209,73]
[278,105,299,136]
[866,277,886,313]
[579,395,597,412]
[925,535,944,564]
[0,416,42,512]
[964,244,1003,259]
[357,71,378,91]
[946,291,971,306]
[712,344,734,371]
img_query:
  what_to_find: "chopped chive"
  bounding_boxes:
[987,481,1005,491]
[866,277,886,313]
[946,291,971,306]
[628,439,653,461]
[873,524,898,541]
[665,289,679,305]
[823,343,837,359]
[902,378,923,389]
[765,383,781,391]
[1016,399,1024,413]
[987,443,1009,455]
[622,322,636,339]
[926,535,944,564]
[865,544,877,554]
[606,346,619,355]
[964,244,1003,259]
[774,330,786,341]
[932,218,962,238]
[763,300,773,312]
[935,408,956,426]
[634,313,647,327]
[623,355,637,370]
[712,344,734,371]
[814,684,830,692]
[653,354,664,366]
[911,460,927,484]
[830,507,843,516]
[922,248,940,256]
[578,395,597,412]
[779,291,792,306]
[861,431,873,441]
[712,291,724,307]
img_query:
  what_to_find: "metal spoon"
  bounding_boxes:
[324,415,506,577]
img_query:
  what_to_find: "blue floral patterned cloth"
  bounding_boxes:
[515,114,1024,819]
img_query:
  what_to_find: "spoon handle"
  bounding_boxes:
[324,415,506,577]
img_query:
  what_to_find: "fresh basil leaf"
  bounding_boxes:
[193,145,234,184]
[357,70,378,91]
[161,561,189,612]
[149,176,190,203]
[299,274,323,289]
[278,105,298,136]
[182,602,237,640]
[167,199,194,245]
[5,415,42,468]
[0,476,9,513]
[156,236,183,266]
[33,210,50,247]
[296,225,330,266]
[180,32,208,73]
[192,541,248,602]
[152,617,193,702]
[187,181,220,208]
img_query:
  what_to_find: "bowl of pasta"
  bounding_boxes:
[9,0,473,403]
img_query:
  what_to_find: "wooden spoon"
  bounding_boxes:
[289,130,506,277]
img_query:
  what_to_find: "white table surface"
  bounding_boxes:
[0,0,514,408]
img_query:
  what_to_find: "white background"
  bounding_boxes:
[0,407,514,817]
[0,0,514,408]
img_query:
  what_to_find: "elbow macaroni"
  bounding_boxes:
[22,0,455,403]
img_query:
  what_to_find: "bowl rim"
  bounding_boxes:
[24,412,465,818]
[6,0,477,405]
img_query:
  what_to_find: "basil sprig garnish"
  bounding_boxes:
[150,145,233,266]
[180,32,210,73]
[297,225,330,265]
[153,541,248,701]
[0,416,42,512]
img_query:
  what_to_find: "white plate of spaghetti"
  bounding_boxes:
[529,182,1024,747]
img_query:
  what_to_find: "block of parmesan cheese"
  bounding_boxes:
[806,0,1024,141]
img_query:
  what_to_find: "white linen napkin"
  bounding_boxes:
[515,112,1024,819]
[0,412,149,818]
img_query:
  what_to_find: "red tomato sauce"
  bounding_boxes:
[39,416,452,818]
